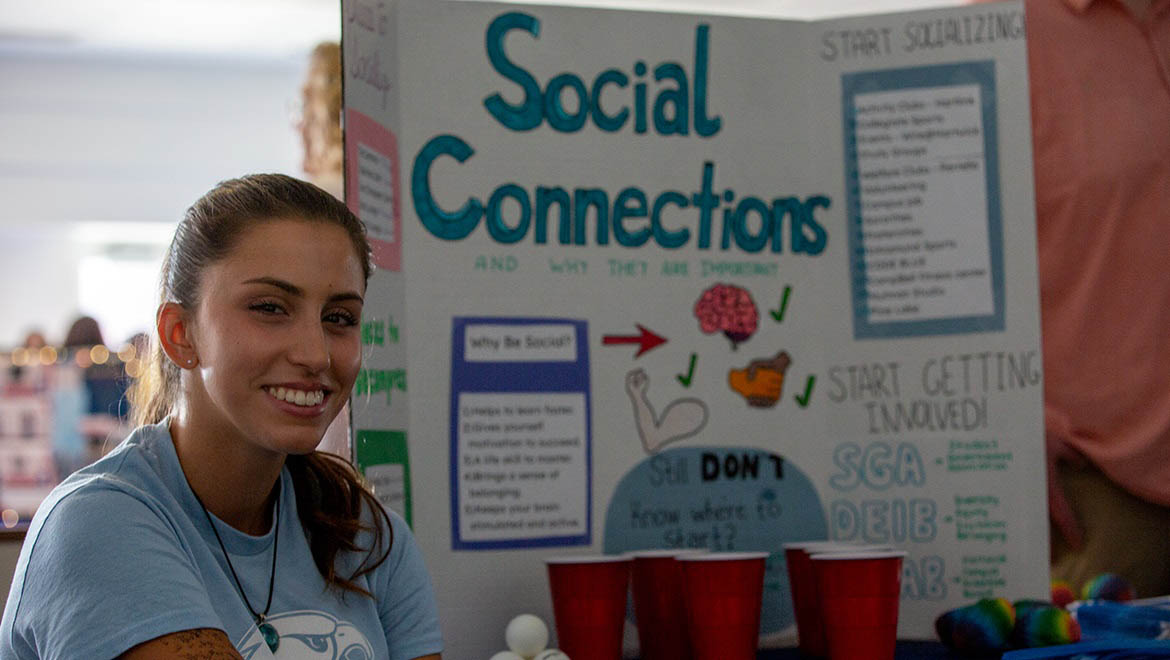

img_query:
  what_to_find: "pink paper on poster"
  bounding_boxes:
[345,108,401,271]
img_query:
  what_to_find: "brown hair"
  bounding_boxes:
[64,316,104,348]
[129,173,389,598]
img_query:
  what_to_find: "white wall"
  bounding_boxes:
[488,0,960,19]
[0,47,307,346]
[0,226,89,348]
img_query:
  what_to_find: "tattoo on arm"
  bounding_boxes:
[118,628,243,659]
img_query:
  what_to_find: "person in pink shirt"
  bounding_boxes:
[1007,0,1170,596]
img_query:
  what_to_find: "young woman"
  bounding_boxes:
[0,174,443,660]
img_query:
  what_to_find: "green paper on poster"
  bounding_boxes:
[356,429,413,527]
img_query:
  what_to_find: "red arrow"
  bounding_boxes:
[602,324,668,357]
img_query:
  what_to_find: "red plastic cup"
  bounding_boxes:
[546,555,632,660]
[811,550,906,660]
[629,550,704,660]
[783,541,841,656]
[679,552,768,660]
[783,542,896,657]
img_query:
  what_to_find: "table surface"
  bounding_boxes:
[751,641,996,659]
[633,641,998,660]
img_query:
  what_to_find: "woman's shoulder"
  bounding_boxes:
[57,422,174,493]
[357,496,408,532]
[28,422,186,549]
[359,500,427,584]
[346,493,398,552]
[29,477,167,554]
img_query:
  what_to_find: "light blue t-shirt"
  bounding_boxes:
[0,421,443,660]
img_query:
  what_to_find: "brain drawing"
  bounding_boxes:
[694,283,759,349]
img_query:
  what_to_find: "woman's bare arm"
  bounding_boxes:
[117,628,242,659]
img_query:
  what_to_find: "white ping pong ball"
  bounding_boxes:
[505,614,549,657]
[489,652,525,660]
[533,650,570,660]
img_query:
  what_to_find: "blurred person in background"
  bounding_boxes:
[976,0,1170,596]
[125,331,150,357]
[5,331,48,389]
[61,315,129,458]
[299,42,344,199]
[20,332,46,350]
[62,315,103,350]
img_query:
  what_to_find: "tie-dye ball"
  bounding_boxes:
[935,597,1016,652]
[1011,602,1081,647]
[1081,573,1136,602]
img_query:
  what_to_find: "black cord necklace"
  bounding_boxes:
[192,486,281,654]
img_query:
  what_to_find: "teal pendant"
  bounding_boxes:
[258,621,279,653]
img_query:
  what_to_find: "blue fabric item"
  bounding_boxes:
[0,420,443,660]
[1002,640,1170,659]
[84,370,127,418]
[49,371,87,456]
[1075,601,1170,641]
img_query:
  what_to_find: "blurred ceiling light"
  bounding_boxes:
[38,346,58,365]
[1,509,20,528]
[125,358,144,379]
[90,344,110,365]
[117,344,137,362]
[12,348,30,367]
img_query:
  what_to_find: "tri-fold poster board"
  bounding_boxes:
[341,0,1045,655]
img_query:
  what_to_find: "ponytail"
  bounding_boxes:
[286,452,393,597]
[128,334,179,428]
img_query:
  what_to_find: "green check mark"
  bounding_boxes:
[795,375,816,408]
[770,286,792,322]
[677,353,697,387]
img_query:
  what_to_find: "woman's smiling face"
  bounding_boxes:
[185,218,365,456]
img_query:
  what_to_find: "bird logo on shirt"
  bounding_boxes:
[238,610,374,659]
